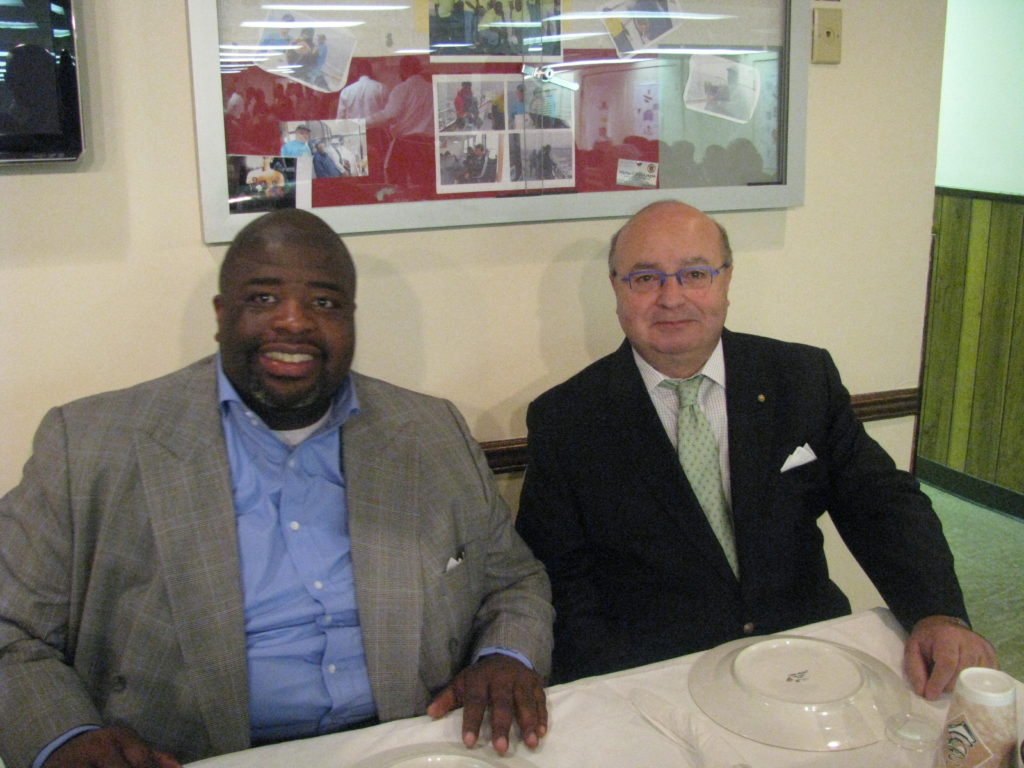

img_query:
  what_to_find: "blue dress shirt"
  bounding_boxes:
[217,360,376,742]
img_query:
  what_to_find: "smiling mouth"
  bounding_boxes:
[258,349,319,378]
[265,351,314,363]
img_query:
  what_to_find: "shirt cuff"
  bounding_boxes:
[476,646,534,670]
[33,725,101,768]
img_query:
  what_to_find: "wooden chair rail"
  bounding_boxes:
[480,387,919,475]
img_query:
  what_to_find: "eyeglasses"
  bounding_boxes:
[619,265,729,293]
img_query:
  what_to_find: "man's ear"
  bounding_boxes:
[212,296,223,342]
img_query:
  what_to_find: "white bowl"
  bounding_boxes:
[349,743,540,768]
[689,635,913,751]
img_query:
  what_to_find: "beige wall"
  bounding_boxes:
[0,1,944,608]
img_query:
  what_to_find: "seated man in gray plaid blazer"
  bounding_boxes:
[0,209,553,768]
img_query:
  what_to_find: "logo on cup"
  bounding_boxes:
[944,718,979,762]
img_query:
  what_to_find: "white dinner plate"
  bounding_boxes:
[348,742,540,768]
[689,635,912,751]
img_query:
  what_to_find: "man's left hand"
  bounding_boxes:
[427,653,547,755]
[904,615,999,700]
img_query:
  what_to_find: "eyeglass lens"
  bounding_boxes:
[627,268,716,291]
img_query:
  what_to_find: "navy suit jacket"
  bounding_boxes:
[516,330,967,683]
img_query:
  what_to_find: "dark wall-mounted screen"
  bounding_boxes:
[0,0,83,163]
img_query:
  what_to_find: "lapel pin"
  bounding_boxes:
[757,394,766,403]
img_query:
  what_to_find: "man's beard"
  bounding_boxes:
[245,370,326,415]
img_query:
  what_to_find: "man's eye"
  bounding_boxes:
[247,292,277,305]
[312,297,339,309]
[634,273,658,284]
[685,270,709,282]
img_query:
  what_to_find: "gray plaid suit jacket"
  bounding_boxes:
[0,356,552,768]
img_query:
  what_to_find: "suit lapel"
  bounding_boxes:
[606,344,688,517]
[607,342,739,583]
[135,359,250,755]
[722,331,777,595]
[343,375,426,721]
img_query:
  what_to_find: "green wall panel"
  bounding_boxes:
[995,214,1024,491]
[919,194,970,464]
[921,190,1024,496]
[948,200,990,469]
[965,202,1022,481]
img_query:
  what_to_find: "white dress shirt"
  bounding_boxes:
[336,75,386,120]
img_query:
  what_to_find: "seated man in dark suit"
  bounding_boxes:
[515,200,997,696]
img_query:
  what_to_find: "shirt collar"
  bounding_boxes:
[215,354,360,435]
[632,337,727,397]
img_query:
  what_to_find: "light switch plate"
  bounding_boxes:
[812,7,842,64]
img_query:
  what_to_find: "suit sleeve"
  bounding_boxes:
[815,350,969,630]
[516,399,638,682]
[0,407,103,768]
[440,401,555,679]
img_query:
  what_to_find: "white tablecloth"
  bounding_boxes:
[186,609,959,768]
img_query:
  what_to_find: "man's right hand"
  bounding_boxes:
[43,726,181,768]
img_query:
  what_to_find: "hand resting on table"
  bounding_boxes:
[43,725,182,768]
[427,653,548,756]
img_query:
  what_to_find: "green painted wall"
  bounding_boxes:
[935,0,1024,196]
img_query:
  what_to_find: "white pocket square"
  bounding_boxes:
[780,443,817,473]
[445,550,465,573]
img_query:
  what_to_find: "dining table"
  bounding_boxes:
[186,608,1016,768]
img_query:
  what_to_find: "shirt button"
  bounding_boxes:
[327,664,337,674]
[314,580,324,590]
[289,521,300,531]
[288,459,297,468]
[743,622,756,634]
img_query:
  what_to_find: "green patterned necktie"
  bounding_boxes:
[663,375,739,577]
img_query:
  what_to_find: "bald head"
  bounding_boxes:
[220,209,355,295]
[608,200,732,276]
